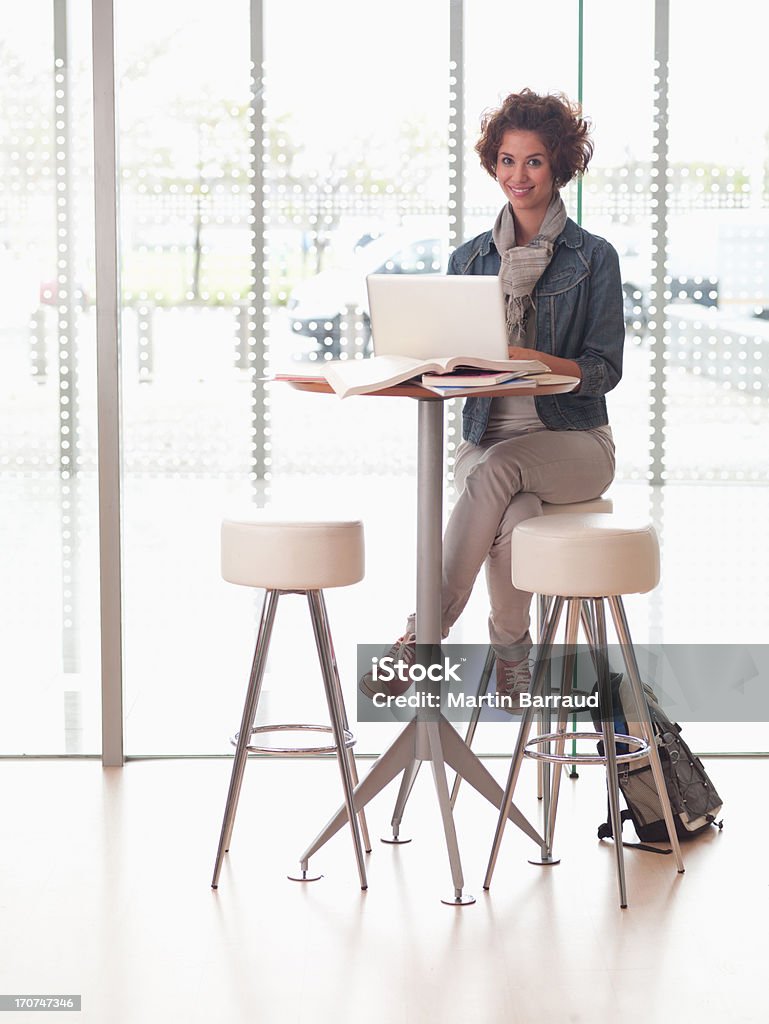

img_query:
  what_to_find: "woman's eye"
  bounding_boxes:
[528,159,541,167]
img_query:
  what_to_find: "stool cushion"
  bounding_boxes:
[512,513,659,597]
[221,518,364,590]
[542,496,613,515]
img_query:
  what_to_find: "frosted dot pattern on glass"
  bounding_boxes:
[0,1,100,754]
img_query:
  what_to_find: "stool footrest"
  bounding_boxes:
[523,731,648,766]
[232,723,356,756]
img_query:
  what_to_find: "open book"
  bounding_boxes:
[323,354,550,399]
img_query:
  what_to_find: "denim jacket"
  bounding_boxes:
[449,217,624,443]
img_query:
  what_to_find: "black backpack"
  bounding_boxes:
[593,674,723,852]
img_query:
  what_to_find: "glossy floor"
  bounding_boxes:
[0,755,763,1023]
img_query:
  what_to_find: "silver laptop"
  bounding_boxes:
[366,274,509,361]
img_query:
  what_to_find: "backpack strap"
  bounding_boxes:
[597,801,673,856]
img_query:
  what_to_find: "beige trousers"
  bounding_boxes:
[441,426,615,661]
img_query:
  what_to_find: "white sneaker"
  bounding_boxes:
[495,657,531,712]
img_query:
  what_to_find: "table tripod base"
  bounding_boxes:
[297,716,542,902]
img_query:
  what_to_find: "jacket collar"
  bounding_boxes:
[557,217,583,249]
[477,215,583,258]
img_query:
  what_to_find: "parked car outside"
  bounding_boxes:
[287,228,447,358]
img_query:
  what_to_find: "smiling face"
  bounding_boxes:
[495,129,555,226]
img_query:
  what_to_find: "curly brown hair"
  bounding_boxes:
[475,89,593,188]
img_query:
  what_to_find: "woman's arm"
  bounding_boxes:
[513,239,624,392]
[567,240,625,396]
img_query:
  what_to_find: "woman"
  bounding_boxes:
[362,89,624,704]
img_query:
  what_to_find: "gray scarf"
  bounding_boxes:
[492,192,567,344]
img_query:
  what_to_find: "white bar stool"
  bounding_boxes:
[211,517,370,891]
[483,513,685,908]
[449,496,614,809]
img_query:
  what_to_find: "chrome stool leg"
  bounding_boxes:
[593,598,628,908]
[529,597,582,865]
[484,596,565,890]
[306,590,368,890]
[211,589,280,889]
[609,596,685,875]
[313,591,372,853]
[536,595,549,802]
[496,595,663,908]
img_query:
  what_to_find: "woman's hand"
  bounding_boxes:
[506,345,533,360]
[508,344,582,384]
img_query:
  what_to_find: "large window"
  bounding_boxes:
[115,0,255,754]
[1,0,767,757]
[661,0,769,482]
[114,0,449,753]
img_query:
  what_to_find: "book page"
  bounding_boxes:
[324,354,426,398]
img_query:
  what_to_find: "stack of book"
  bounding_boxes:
[319,354,577,399]
[419,367,537,395]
